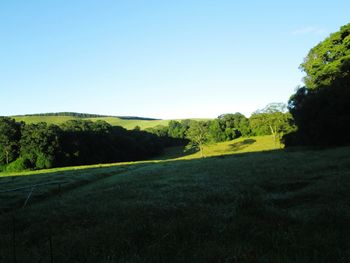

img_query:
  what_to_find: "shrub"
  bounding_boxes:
[35,153,54,169]
[6,157,32,172]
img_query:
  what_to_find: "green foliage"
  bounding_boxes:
[168,120,189,139]
[59,120,167,166]
[206,113,251,143]
[286,83,350,146]
[0,117,22,164]
[145,125,188,147]
[0,118,174,172]
[5,157,31,172]
[133,125,141,131]
[208,119,227,142]
[35,153,54,169]
[145,125,168,137]
[15,112,110,118]
[286,23,350,146]
[249,113,271,136]
[186,121,210,157]
[218,113,251,137]
[300,23,350,89]
[20,122,61,168]
[250,103,295,147]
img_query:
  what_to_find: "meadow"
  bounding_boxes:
[0,135,349,262]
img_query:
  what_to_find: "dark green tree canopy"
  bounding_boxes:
[0,118,178,172]
[300,23,350,89]
[20,122,62,169]
[0,117,22,164]
[286,22,350,146]
[186,121,209,158]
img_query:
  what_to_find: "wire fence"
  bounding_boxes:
[1,181,68,263]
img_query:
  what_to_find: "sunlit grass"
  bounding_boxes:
[159,135,278,160]
[184,135,278,159]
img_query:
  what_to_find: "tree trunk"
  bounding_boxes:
[5,149,9,165]
[269,125,277,148]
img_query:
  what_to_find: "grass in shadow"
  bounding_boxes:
[152,146,198,160]
[0,141,350,262]
[229,138,257,152]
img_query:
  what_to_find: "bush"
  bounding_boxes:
[6,157,32,172]
[35,154,54,169]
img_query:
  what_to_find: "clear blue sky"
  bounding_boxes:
[1,1,349,119]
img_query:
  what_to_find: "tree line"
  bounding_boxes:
[284,22,350,147]
[146,106,295,156]
[14,112,109,118]
[0,119,183,172]
[14,112,159,120]
[1,107,295,172]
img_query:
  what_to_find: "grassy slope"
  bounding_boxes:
[13,116,171,129]
[13,116,210,130]
[155,136,278,160]
[14,115,78,125]
[0,136,350,262]
[86,117,171,130]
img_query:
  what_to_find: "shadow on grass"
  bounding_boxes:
[0,146,349,262]
[0,148,284,214]
[153,146,198,160]
[0,144,327,216]
[229,139,256,152]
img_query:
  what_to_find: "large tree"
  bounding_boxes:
[300,23,350,89]
[286,23,350,146]
[250,103,295,147]
[186,121,209,158]
[0,117,22,164]
[218,113,251,138]
[20,122,62,169]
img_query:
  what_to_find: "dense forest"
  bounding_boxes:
[0,119,185,172]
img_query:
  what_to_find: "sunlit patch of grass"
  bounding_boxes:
[169,135,278,160]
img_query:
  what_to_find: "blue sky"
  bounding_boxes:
[1,1,349,119]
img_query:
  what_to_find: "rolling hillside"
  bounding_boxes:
[13,114,210,130]
[0,135,349,262]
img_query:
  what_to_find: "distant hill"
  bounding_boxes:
[11,112,208,130]
[13,112,160,121]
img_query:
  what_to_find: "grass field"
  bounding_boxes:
[155,135,279,160]
[0,136,350,262]
[13,115,209,130]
